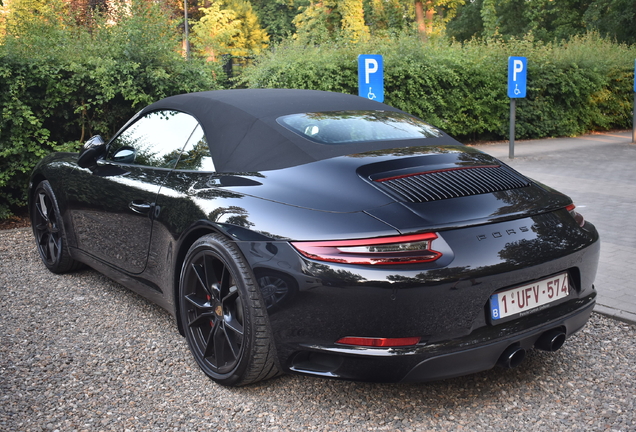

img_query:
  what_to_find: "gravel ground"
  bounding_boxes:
[1,228,635,432]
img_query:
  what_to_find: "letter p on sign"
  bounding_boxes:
[513,60,524,81]
[365,58,378,84]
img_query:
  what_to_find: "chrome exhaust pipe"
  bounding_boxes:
[497,345,526,369]
[535,329,566,352]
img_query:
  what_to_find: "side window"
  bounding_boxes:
[107,110,198,168]
[175,125,215,172]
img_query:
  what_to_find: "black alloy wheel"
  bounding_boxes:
[179,234,280,386]
[31,181,81,273]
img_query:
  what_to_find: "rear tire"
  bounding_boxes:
[179,234,281,386]
[31,180,82,273]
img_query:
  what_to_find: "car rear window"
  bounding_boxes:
[277,110,442,144]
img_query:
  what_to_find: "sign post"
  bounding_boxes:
[508,56,527,159]
[358,55,384,103]
[633,60,635,143]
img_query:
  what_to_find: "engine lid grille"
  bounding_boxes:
[374,165,531,203]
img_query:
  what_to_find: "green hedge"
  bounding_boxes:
[240,34,635,141]
[0,2,225,219]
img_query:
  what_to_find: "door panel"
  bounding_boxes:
[68,110,199,274]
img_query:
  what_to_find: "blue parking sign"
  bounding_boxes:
[508,56,527,98]
[358,55,384,102]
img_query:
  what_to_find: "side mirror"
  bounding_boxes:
[78,135,106,168]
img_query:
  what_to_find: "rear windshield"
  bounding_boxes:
[277,110,442,145]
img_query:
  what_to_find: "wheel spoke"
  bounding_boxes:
[37,232,50,260]
[203,324,218,359]
[189,312,216,329]
[213,324,230,364]
[224,316,244,344]
[210,257,225,299]
[222,289,244,360]
[221,285,238,303]
[37,231,49,247]
[184,292,211,309]
[47,235,59,261]
[219,323,241,367]
[224,324,242,360]
[35,223,48,233]
[34,194,49,234]
[184,293,215,327]
[191,261,213,299]
[37,193,49,222]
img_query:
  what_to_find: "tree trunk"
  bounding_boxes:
[425,1,435,33]
[414,1,427,42]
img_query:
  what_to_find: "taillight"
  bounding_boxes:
[566,204,585,227]
[291,233,441,265]
[336,336,421,347]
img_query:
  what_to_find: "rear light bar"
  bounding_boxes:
[566,204,585,227]
[291,233,442,265]
[336,336,421,347]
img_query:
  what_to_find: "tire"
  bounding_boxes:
[179,234,281,386]
[31,180,82,274]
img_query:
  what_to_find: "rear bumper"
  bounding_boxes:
[401,296,594,382]
[286,294,595,383]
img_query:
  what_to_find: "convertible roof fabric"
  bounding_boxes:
[141,89,460,173]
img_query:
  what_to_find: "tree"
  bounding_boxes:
[584,0,636,44]
[224,0,269,56]
[192,2,241,61]
[339,0,369,42]
[413,0,465,41]
[1,0,70,41]
[445,0,483,41]
[68,0,109,27]
[192,0,268,60]
[250,0,304,44]
[294,0,369,43]
[523,0,592,41]
[363,0,414,35]
[446,0,635,43]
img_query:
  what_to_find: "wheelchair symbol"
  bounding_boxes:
[367,87,377,100]
[514,84,521,96]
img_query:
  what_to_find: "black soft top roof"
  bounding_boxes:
[141,89,459,173]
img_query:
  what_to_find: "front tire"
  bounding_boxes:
[179,234,280,386]
[31,180,82,273]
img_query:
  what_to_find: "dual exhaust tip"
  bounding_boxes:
[497,329,566,369]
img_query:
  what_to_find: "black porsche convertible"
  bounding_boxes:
[29,89,599,386]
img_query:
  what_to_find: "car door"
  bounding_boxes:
[67,110,199,274]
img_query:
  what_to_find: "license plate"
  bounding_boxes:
[490,273,569,321]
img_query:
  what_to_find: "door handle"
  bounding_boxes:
[129,200,153,215]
